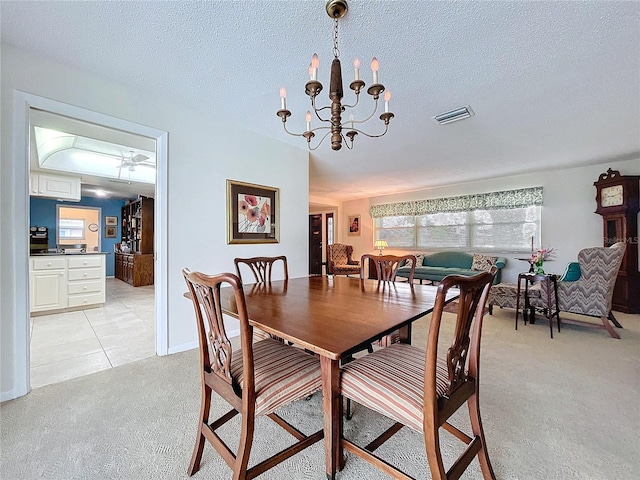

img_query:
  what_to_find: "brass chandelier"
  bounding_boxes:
[276,0,394,151]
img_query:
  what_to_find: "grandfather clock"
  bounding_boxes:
[594,169,640,313]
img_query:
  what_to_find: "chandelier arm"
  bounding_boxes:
[307,131,333,151]
[281,122,311,138]
[346,123,389,139]
[339,92,361,110]
[346,97,380,125]
[341,133,355,150]
[311,96,333,121]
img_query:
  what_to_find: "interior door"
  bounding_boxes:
[309,214,323,275]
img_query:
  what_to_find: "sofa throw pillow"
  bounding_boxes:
[472,253,498,271]
[404,254,425,269]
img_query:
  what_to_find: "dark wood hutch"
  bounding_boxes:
[115,196,154,287]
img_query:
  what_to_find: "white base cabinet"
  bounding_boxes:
[30,257,66,312]
[30,254,106,314]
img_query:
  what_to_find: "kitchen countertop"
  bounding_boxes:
[30,252,111,256]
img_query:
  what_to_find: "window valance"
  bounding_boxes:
[369,186,543,218]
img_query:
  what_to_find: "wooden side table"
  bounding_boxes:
[515,272,561,338]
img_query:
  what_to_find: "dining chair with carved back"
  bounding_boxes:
[183,268,323,480]
[234,255,289,284]
[340,267,498,480]
[342,253,418,420]
[360,253,418,347]
[234,256,288,341]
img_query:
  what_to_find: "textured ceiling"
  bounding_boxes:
[2,1,639,202]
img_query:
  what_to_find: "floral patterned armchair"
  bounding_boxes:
[327,243,360,276]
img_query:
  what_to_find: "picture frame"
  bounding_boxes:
[104,216,118,226]
[105,226,117,238]
[227,179,279,244]
[347,214,361,236]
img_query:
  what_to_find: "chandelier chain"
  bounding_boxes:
[333,17,340,59]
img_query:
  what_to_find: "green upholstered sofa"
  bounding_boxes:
[396,251,507,284]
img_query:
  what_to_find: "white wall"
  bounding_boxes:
[1,45,309,400]
[342,159,640,283]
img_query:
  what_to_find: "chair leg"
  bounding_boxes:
[424,423,447,480]
[488,304,493,315]
[608,311,623,328]
[345,398,353,420]
[232,412,255,480]
[188,385,212,476]
[468,393,496,480]
[600,315,621,339]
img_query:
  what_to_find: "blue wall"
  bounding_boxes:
[30,196,126,276]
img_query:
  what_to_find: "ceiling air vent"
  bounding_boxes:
[433,105,474,125]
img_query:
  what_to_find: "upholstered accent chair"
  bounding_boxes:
[531,242,625,338]
[183,269,323,479]
[327,243,360,276]
[340,268,498,480]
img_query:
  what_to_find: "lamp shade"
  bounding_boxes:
[374,240,388,248]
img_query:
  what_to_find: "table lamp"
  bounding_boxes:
[374,240,388,255]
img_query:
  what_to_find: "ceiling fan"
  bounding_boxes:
[117,150,153,178]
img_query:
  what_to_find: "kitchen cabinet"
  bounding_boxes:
[115,252,153,287]
[30,257,66,312]
[29,254,106,314]
[29,172,81,201]
[67,255,106,308]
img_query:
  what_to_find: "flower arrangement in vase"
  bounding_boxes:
[530,246,557,274]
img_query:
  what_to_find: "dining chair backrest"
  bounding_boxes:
[361,253,417,284]
[427,266,497,400]
[234,255,288,284]
[183,269,250,389]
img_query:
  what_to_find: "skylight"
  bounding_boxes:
[33,127,156,184]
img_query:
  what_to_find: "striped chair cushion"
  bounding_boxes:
[230,338,322,416]
[341,343,449,432]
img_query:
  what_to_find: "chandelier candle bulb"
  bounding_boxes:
[306,111,312,131]
[384,91,391,113]
[279,87,287,110]
[353,57,360,81]
[311,53,319,81]
[349,113,354,129]
[371,57,379,84]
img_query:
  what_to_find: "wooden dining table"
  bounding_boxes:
[218,275,458,480]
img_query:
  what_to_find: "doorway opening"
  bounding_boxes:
[10,91,168,398]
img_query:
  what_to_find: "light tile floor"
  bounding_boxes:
[30,278,155,389]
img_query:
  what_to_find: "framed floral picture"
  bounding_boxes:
[227,179,279,244]
[347,214,361,236]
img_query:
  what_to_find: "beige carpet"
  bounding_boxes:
[2,307,639,479]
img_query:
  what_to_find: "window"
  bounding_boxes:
[371,187,542,252]
[58,218,85,239]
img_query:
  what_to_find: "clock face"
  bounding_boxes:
[601,185,624,207]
